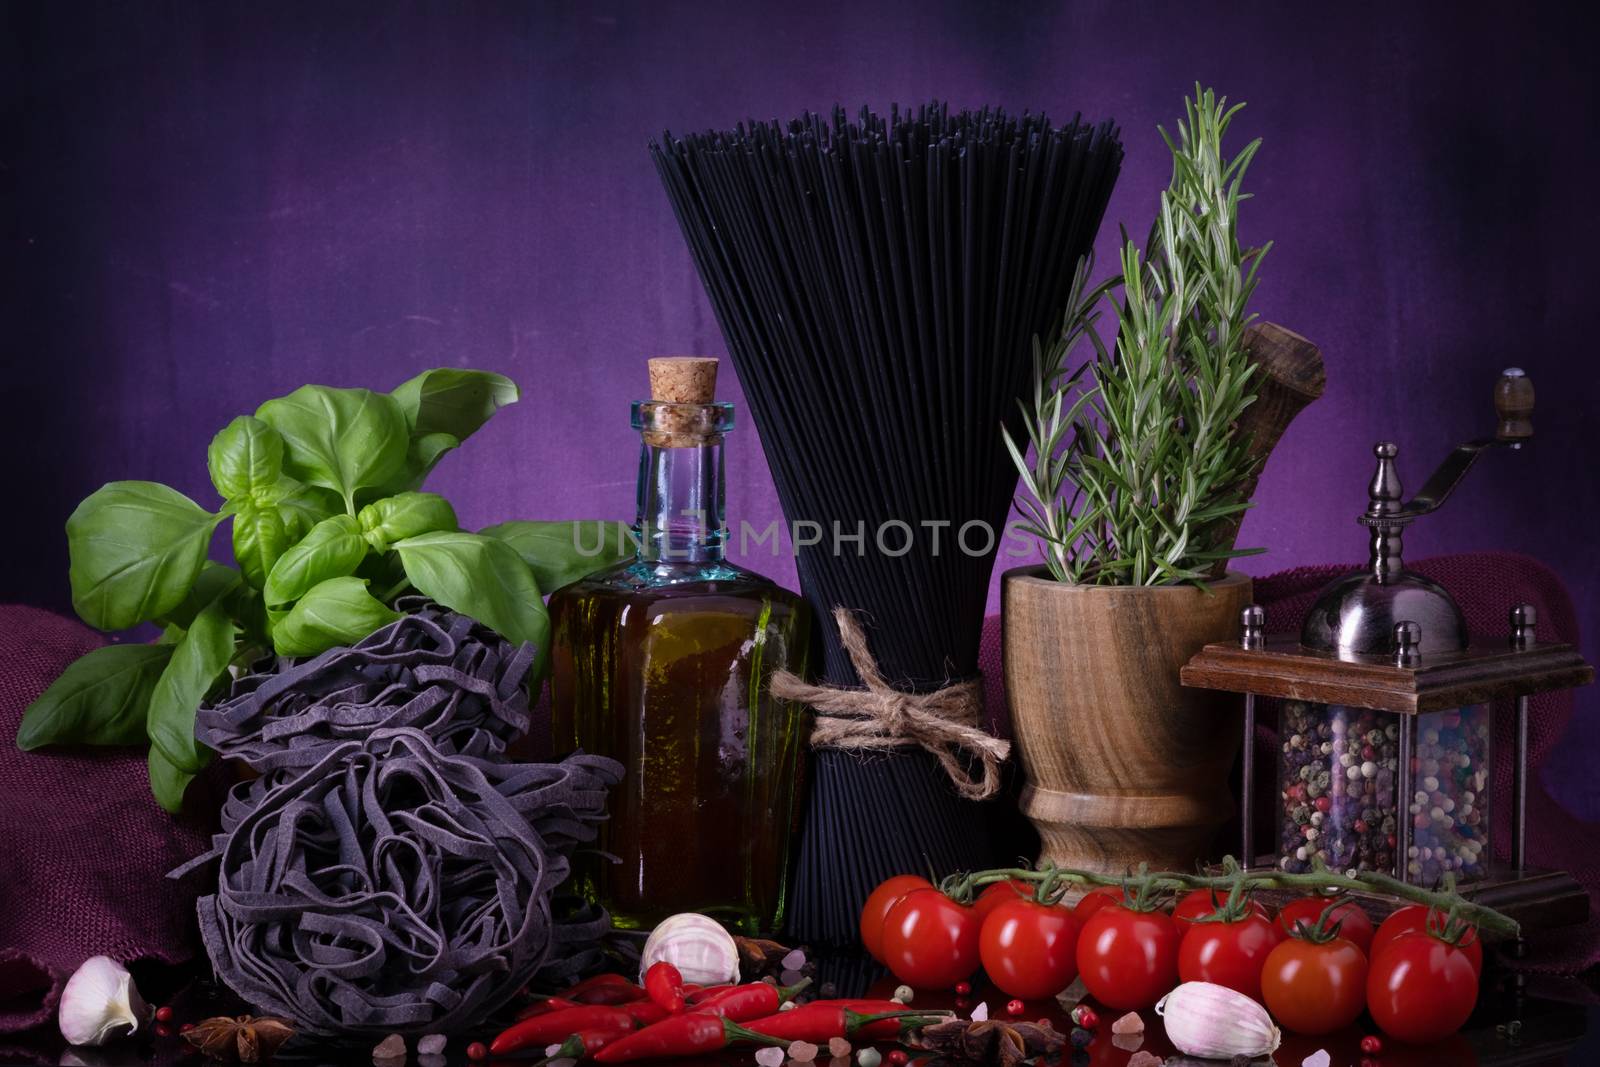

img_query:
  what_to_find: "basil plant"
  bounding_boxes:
[18,369,627,811]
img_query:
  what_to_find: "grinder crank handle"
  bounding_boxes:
[1392,368,1534,520]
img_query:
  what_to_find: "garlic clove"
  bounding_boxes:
[1155,981,1281,1060]
[58,956,150,1047]
[639,913,740,987]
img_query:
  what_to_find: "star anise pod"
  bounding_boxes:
[182,1015,295,1063]
[910,1018,1067,1067]
[733,935,791,968]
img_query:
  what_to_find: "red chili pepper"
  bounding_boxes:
[537,1025,639,1062]
[643,962,686,1012]
[569,984,649,1006]
[684,983,737,1006]
[741,1004,942,1042]
[519,978,647,1015]
[565,974,642,998]
[691,978,811,1021]
[515,996,583,1021]
[491,1003,668,1056]
[593,1014,784,1062]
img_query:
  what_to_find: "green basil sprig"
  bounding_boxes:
[19,369,631,812]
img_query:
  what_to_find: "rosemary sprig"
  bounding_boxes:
[1004,85,1269,586]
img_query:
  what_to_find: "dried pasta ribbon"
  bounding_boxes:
[771,607,1010,801]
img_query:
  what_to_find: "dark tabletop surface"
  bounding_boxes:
[5,957,1598,1067]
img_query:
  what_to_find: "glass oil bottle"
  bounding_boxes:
[548,357,810,934]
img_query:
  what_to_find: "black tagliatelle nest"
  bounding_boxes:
[179,728,620,1037]
[197,600,531,772]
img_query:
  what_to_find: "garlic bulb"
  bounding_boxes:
[639,913,740,986]
[58,956,149,1047]
[1155,982,1281,1060]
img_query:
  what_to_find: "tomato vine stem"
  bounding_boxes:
[937,855,1519,939]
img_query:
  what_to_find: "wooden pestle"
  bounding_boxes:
[1208,322,1326,575]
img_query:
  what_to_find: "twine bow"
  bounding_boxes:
[771,607,1011,801]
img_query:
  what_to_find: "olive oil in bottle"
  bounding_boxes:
[548,358,809,934]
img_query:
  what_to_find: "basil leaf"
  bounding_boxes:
[271,576,401,657]
[225,582,273,653]
[67,481,223,631]
[390,369,519,439]
[263,514,367,607]
[256,385,409,511]
[159,562,244,629]
[270,479,342,532]
[480,520,631,594]
[147,599,234,774]
[17,643,175,750]
[378,369,516,494]
[385,431,461,492]
[149,744,205,814]
[412,432,460,470]
[231,499,292,589]
[207,415,284,501]
[358,492,457,552]
[355,549,409,601]
[394,531,549,650]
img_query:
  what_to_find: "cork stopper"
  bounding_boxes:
[643,357,720,446]
[649,357,718,403]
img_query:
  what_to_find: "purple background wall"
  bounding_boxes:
[5,2,1598,810]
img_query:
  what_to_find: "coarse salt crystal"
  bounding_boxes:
[755,1048,786,1067]
[1111,1012,1143,1035]
[418,1035,447,1056]
[372,1035,405,1060]
[546,1045,564,1057]
[1302,1051,1331,1067]
[788,1041,819,1062]
[1126,1052,1161,1067]
[828,1038,851,1058]
[781,949,807,970]
[970,1002,989,1022]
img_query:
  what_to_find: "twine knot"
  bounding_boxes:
[771,607,1010,801]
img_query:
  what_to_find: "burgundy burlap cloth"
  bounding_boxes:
[979,551,1600,973]
[0,606,219,1034]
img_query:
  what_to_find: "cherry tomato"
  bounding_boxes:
[1075,904,1181,1010]
[1261,936,1368,1035]
[1072,885,1128,923]
[881,888,981,988]
[973,879,1036,925]
[1370,905,1483,976]
[1172,888,1271,927]
[1368,932,1479,1044]
[979,897,1081,1000]
[860,875,934,961]
[1177,912,1283,1001]
[1275,896,1374,955]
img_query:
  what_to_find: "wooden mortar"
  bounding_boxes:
[1003,570,1254,873]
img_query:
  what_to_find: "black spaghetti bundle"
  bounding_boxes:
[650,104,1122,943]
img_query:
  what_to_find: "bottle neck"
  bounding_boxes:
[634,438,727,563]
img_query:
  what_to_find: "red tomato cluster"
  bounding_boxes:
[859,876,1484,1045]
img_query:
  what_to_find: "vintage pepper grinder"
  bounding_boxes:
[1183,370,1594,932]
